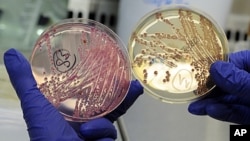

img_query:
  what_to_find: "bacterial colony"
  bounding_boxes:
[31,21,131,121]
[129,7,228,102]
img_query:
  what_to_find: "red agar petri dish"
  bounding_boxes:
[30,19,131,122]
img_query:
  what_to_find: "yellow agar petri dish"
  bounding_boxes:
[128,5,228,103]
[30,18,131,122]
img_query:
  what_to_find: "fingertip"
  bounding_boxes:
[209,61,233,86]
[130,80,144,95]
[4,48,31,75]
[209,61,229,77]
[188,98,220,115]
[4,48,18,56]
[104,80,144,122]
[188,101,207,115]
[4,48,27,69]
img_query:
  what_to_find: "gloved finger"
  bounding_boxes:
[206,104,250,125]
[105,80,143,122]
[189,94,245,115]
[188,86,227,115]
[4,48,80,140]
[229,50,250,72]
[188,98,219,115]
[210,61,250,96]
[4,48,38,99]
[189,88,250,114]
[189,99,250,124]
[80,118,117,140]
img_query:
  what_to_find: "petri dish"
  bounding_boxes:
[128,5,228,103]
[30,18,131,122]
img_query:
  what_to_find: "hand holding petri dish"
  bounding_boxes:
[30,19,131,122]
[128,5,228,103]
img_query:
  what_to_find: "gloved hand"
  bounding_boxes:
[4,48,143,141]
[188,50,250,124]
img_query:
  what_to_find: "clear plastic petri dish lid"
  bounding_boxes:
[128,5,229,103]
[30,18,131,122]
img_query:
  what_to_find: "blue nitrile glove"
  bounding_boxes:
[4,48,143,141]
[188,50,250,124]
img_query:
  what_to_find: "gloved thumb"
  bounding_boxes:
[210,61,250,95]
[104,80,143,122]
[4,48,80,141]
[4,48,38,99]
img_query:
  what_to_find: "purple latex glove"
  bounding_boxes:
[4,48,143,141]
[188,50,250,124]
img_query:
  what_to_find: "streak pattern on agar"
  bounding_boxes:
[129,6,228,103]
[31,19,131,121]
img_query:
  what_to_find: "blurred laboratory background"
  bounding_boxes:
[0,0,250,140]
